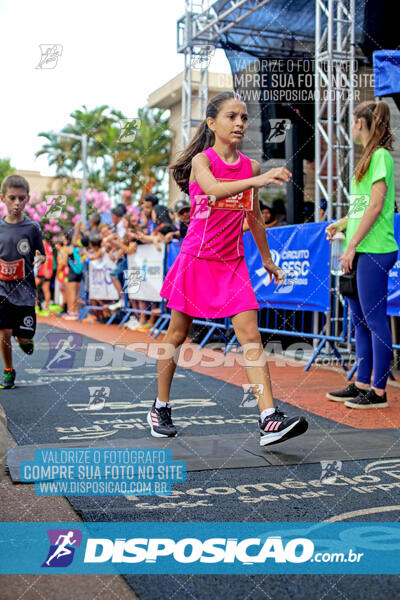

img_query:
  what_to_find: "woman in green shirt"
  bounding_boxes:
[326,101,398,409]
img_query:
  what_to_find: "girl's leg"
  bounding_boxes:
[42,281,51,309]
[347,297,372,389]
[138,301,147,324]
[0,329,13,370]
[357,252,397,394]
[66,282,73,313]
[231,309,273,411]
[67,282,80,314]
[35,277,42,308]
[110,277,122,298]
[60,281,68,313]
[72,282,81,313]
[231,309,308,445]
[130,299,139,319]
[157,309,193,403]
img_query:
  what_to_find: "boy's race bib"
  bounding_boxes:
[0,258,25,281]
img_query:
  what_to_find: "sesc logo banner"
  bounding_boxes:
[243,222,330,311]
[84,535,314,565]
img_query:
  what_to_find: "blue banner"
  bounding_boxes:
[165,220,400,316]
[243,222,330,312]
[167,239,182,270]
[387,214,400,316]
[1,522,400,574]
[373,50,400,97]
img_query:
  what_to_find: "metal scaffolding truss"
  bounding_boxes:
[177,0,356,222]
[177,0,314,53]
[314,0,355,221]
[177,0,312,149]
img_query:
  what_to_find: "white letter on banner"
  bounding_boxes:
[84,539,114,562]
[284,538,314,563]
[200,539,227,563]
[84,343,114,367]
[173,539,204,563]
[235,539,261,563]
[146,538,175,561]
[123,539,148,563]
[255,537,287,563]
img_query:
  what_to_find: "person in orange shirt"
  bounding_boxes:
[35,235,54,315]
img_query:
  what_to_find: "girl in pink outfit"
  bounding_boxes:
[147,92,308,447]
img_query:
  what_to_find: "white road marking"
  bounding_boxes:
[325,505,400,522]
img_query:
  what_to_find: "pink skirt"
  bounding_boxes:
[160,252,259,319]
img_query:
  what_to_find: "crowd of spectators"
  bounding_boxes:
[36,194,324,328]
[35,194,192,330]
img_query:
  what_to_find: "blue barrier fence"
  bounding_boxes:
[80,217,400,375]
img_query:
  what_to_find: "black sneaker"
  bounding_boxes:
[259,408,308,447]
[147,400,177,438]
[17,339,34,355]
[345,389,388,409]
[0,369,16,390]
[326,382,368,402]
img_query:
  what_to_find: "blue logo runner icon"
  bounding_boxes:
[42,529,82,567]
[43,333,82,371]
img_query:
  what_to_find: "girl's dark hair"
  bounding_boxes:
[89,235,101,247]
[170,91,245,193]
[63,230,72,245]
[154,204,173,225]
[81,235,90,248]
[354,100,393,183]
[260,203,274,218]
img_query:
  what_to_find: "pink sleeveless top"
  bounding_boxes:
[181,147,253,261]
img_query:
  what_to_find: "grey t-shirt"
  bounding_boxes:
[0,217,45,306]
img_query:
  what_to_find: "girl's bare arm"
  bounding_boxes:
[191,153,291,201]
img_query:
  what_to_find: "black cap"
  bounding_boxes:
[115,202,127,215]
[174,199,191,214]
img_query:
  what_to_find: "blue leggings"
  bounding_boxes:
[348,251,397,389]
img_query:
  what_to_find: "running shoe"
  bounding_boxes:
[108,299,124,311]
[38,309,50,317]
[82,314,97,324]
[259,408,308,447]
[345,389,388,409]
[147,400,177,438]
[124,316,140,330]
[0,369,16,390]
[17,339,34,355]
[63,312,79,321]
[136,322,152,332]
[49,305,62,314]
[326,382,368,402]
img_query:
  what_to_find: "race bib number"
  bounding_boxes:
[0,258,25,281]
[212,179,254,211]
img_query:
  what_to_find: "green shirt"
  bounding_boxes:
[345,147,398,254]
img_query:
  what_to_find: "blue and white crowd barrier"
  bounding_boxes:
[80,216,400,373]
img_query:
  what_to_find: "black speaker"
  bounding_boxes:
[360,0,400,63]
[285,123,304,225]
[258,57,315,162]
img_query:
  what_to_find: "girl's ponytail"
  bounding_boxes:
[170,120,215,194]
[354,100,393,183]
[170,91,244,194]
